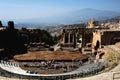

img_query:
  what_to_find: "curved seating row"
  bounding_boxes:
[0,60,106,79]
[0,60,39,76]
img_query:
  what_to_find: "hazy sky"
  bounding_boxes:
[0,0,120,21]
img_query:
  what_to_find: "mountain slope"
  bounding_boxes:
[57,8,120,23]
[16,8,120,25]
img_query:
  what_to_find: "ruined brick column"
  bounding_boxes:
[0,21,3,27]
[63,33,65,44]
[72,34,74,44]
[8,21,14,29]
[0,21,5,30]
[68,32,71,43]
[82,28,86,47]
[73,33,77,48]
[87,18,95,28]
[60,29,65,44]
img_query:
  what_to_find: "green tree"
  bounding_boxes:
[41,30,53,45]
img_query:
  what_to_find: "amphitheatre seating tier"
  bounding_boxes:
[0,60,106,80]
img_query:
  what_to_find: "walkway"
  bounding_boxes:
[0,76,26,80]
[108,45,120,55]
[68,65,120,80]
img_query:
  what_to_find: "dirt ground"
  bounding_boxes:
[14,51,88,61]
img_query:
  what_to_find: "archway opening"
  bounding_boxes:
[94,40,100,50]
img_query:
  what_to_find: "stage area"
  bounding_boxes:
[14,51,88,61]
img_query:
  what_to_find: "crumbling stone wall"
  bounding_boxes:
[101,31,120,45]
[0,21,27,58]
[86,18,95,28]
[60,28,86,48]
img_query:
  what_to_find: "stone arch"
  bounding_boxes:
[70,34,74,43]
[94,40,100,50]
[65,33,69,43]
[99,52,105,59]
[92,30,101,49]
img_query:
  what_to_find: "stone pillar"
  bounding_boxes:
[82,28,86,47]
[61,33,65,44]
[0,21,3,27]
[61,29,66,44]
[68,33,71,43]
[63,33,65,44]
[73,33,76,48]
[72,34,74,44]
[8,21,14,29]
[76,33,78,43]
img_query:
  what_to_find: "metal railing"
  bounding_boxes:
[113,72,120,80]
